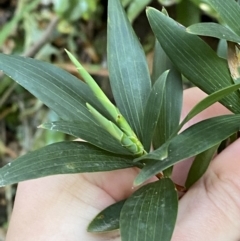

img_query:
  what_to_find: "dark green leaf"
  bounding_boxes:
[151,40,174,84]
[206,0,240,36]
[0,142,138,186]
[134,114,240,185]
[40,121,132,155]
[185,143,219,189]
[120,178,178,241]
[176,0,200,26]
[0,54,110,124]
[217,39,227,59]
[146,8,240,114]
[108,0,151,140]
[153,69,182,149]
[142,71,168,151]
[88,199,126,233]
[187,23,240,43]
[179,82,240,130]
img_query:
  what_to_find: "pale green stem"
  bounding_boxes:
[66,49,146,155]
[86,103,145,156]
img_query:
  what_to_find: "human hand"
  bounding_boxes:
[5,87,240,241]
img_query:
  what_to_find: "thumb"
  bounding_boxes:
[172,138,240,241]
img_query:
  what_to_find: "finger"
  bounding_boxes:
[172,87,231,186]
[172,138,240,241]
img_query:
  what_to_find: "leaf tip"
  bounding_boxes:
[185,27,193,34]
[146,6,155,15]
[64,48,70,54]
[133,176,142,187]
[161,7,169,16]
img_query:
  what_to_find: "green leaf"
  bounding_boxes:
[151,40,174,84]
[206,0,240,36]
[40,121,132,155]
[108,0,151,140]
[120,178,178,241]
[0,141,138,186]
[54,0,96,21]
[0,54,110,125]
[185,143,219,189]
[146,8,240,114]
[176,0,200,26]
[142,71,168,151]
[134,114,240,185]
[178,82,240,131]
[153,69,183,149]
[187,23,240,43]
[126,0,152,22]
[0,0,40,47]
[121,0,132,7]
[88,199,126,233]
[217,39,227,59]
[158,0,181,6]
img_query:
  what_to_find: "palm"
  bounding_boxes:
[6,88,240,241]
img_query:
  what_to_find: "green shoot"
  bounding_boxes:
[66,49,146,156]
[86,103,145,156]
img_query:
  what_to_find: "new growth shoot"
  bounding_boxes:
[65,50,146,156]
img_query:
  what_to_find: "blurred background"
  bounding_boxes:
[0,0,218,239]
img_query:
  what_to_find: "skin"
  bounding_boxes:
[5,87,240,241]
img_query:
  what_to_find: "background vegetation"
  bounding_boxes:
[0,0,218,239]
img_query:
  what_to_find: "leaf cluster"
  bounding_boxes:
[0,0,240,240]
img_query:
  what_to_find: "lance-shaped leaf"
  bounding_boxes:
[151,40,183,150]
[88,199,126,233]
[187,23,240,43]
[146,8,240,114]
[0,141,139,187]
[185,143,220,189]
[177,82,240,132]
[153,69,182,149]
[134,114,240,185]
[108,0,151,140]
[40,121,132,155]
[0,54,110,124]
[151,40,174,84]
[120,178,178,241]
[142,71,168,151]
[206,0,240,36]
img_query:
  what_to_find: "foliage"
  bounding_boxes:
[121,0,215,23]
[1,0,240,240]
